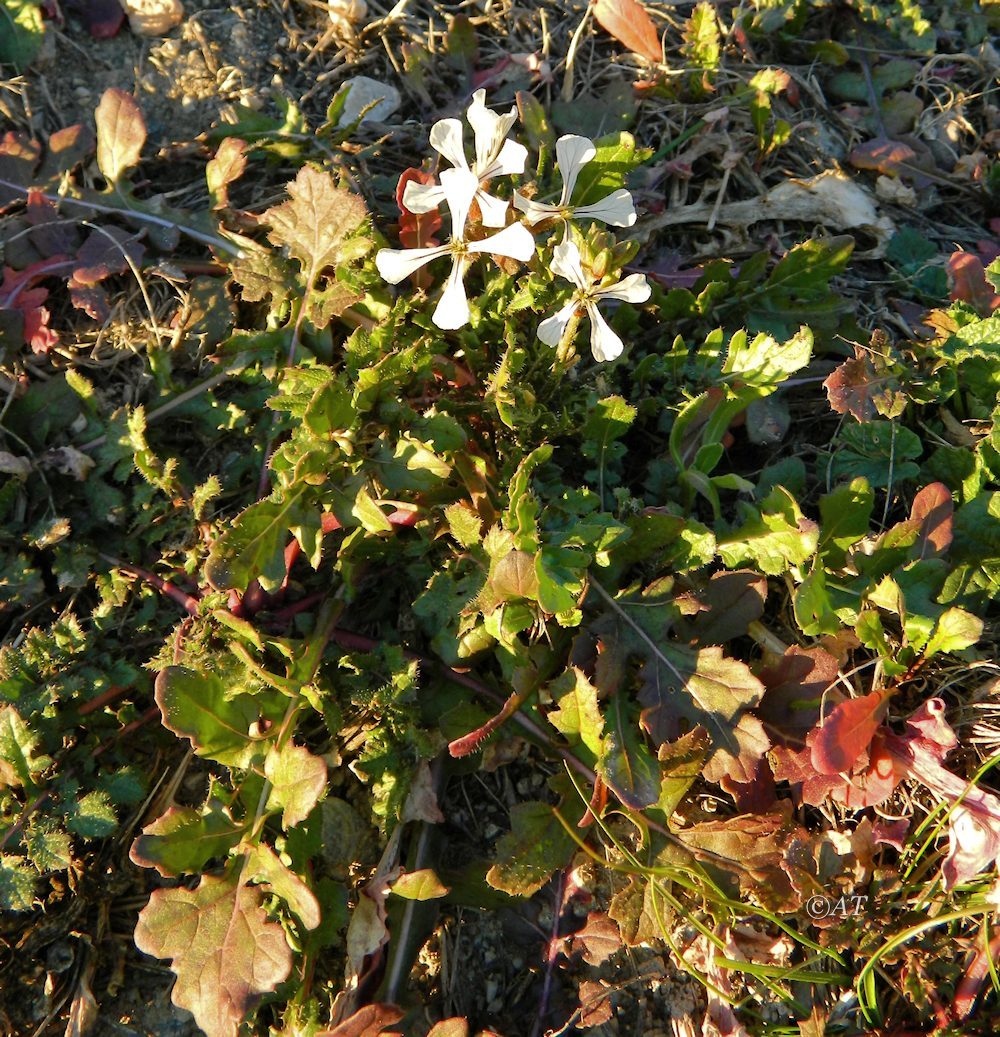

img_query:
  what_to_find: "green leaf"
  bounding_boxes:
[206,489,311,592]
[134,870,292,1037]
[245,843,321,929]
[547,667,605,763]
[264,166,367,288]
[570,132,651,207]
[444,503,482,549]
[683,2,720,69]
[486,802,575,897]
[95,88,146,186]
[0,0,44,69]
[0,854,35,911]
[652,727,712,823]
[24,821,71,872]
[65,790,117,839]
[923,607,983,658]
[264,742,327,829]
[154,666,277,767]
[389,868,450,901]
[639,644,769,784]
[598,693,660,810]
[717,486,819,575]
[0,703,50,788]
[721,327,813,393]
[819,477,874,563]
[351,487,392,534]
[940,315,1000,365]
[130,804,246,878]
[830,421,922,488]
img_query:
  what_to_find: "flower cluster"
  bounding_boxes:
[375,90,650,362]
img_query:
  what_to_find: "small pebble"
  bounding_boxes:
[336,76,401,126]
[120,0,184,36]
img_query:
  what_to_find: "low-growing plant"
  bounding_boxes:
[2,19,1000,1034]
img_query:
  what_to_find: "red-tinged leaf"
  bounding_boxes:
[593,0,662,63]
[1,263,66,353]
[569,911,622,966]
[71,226,144,286]
[848,137,916,176]
[396,168,441,291]
[65,0,125,38]
[823,354,881,422]
[909,482,953,558]
[0,132,41,209]
[95,88,146,185]
[810,691,887,775]
[207,138,248,210]
[947,251,1000,314]
[720,755,777,813]
[69,282,111,322]
[317,1005,405,1037]
[25,189,76,257]
[133,871,292,1037]
[38,124,95,183]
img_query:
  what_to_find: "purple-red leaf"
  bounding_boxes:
[569,911,622,966]
[810,691,887,776]
[909,481,953,558]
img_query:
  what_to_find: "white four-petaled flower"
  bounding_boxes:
[537,240,650,362]
[376,166,535,330]
[514,135,637,228]
[402,90,528,229]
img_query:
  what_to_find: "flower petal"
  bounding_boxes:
[513,192,563,226]
[476,188,511,229]
[402,180,446,215]
[466,221,536,262]
[467,91,520,173]
[549,239,590,292]
[594,272,651,304]
[555,134,596,205]
[585,301,625,362]
[429,118,469,171]
[537,299,579,347]
[480,139,528,180]
[574,188,637,227]
[375,244,450,285]
[440,167,480,239]
[432,258,471,329]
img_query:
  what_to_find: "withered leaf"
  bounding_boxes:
[265,166,367,285]
[569,911,622,966]
[95,88,146,186]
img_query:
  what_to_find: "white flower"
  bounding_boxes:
[537,240,650,362]
[401,90,528,229]
[514,134,637,228]
[376,166,535,330]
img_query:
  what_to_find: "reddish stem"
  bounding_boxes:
[102,554,200,616]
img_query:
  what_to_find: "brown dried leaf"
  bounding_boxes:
[317,1004,405,1037]
[207,138,248,210]
[848,137,916,177]
[909,482,953,558]
[578,979,614,1027]
[593,0,662,62]
[568,911,622,965]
